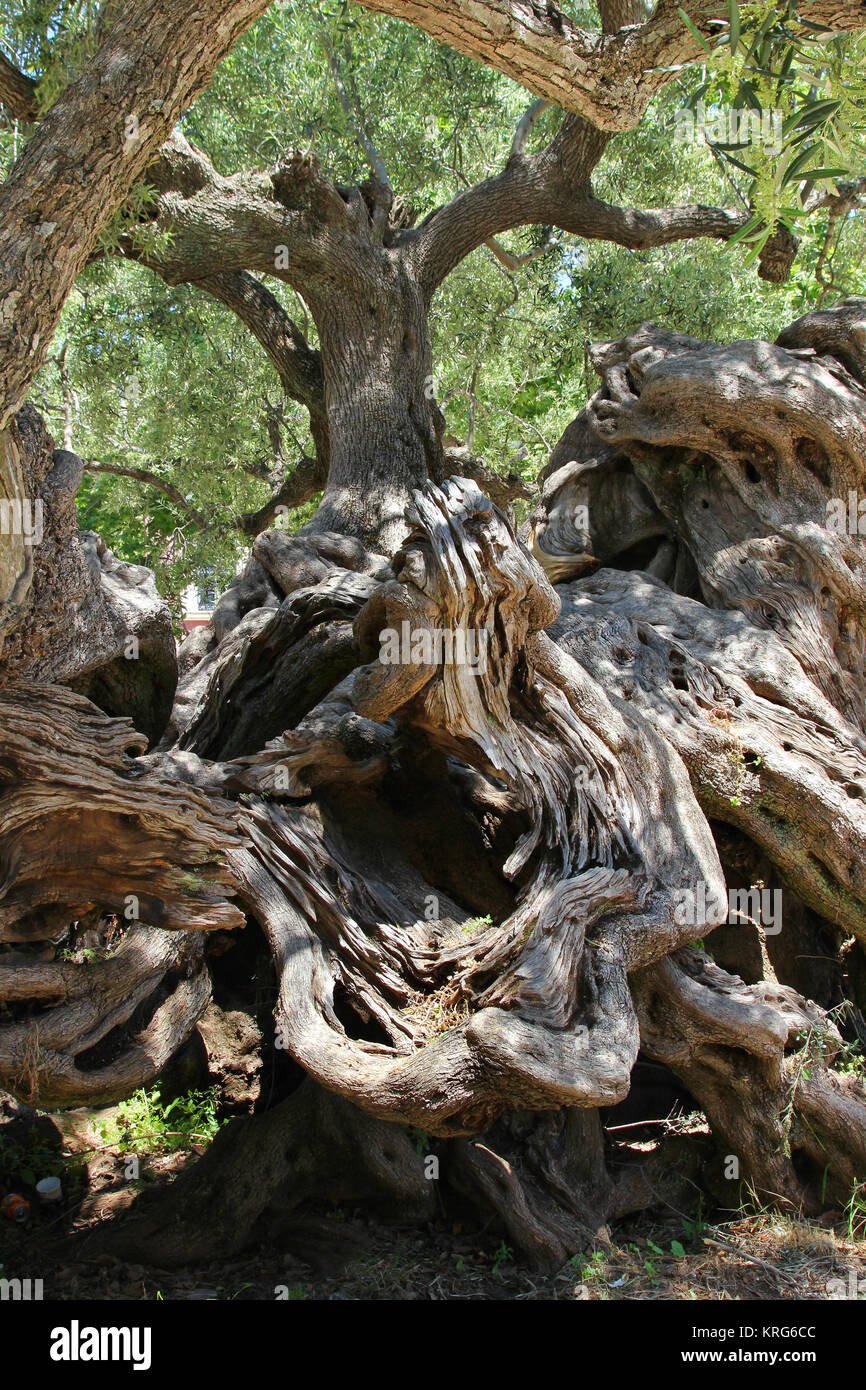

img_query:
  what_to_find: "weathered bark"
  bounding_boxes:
[4,0,866,1277]
[633,948,866,1212]
[534,306,866,943]
[0,0,273,432]
[6,305,866,1268]
[351,0,866,134]
[1,410,177,740]
[0,53,38,123]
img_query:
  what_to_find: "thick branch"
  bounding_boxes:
[0,51,38,122]
[236,454,327,537]
[0,0,273,432]
[414,112,754,291]
[354,0,866,134]
[137,132,356,289]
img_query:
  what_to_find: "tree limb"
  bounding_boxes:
[412,107,758,291]
[85,459,207,529]
[86,452,326,541]
[485,230,559,271]
[235,454,327,537]
[353,0,866,134]
[0,51,38,123]
[195,269,328,457]
[509,97,551,160]
[0,0,274,433]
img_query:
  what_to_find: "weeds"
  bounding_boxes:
[98,1083,222,1155]
[460,915,492,936]
[0,1131,68,1189]
[845,1181,866,1240]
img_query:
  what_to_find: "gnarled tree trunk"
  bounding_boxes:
[3,300,866,1271]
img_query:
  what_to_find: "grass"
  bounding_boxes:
[845,1180,866,1240]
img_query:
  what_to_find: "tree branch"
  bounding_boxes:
[85,460,208,528]
[0,0,274,433]
[411,105,810,292]
[412,114,608,292]
[509,97,551,160]
[566,195,747,250]
[597,0,650,30]
[804,175,866,217]
[353,0,866,134]
[86,450,327,541]
[134,133,345,286]
[235,454,328,537]
[195,269,328,457]
[355,0,614,124]
[485,230,559,271]
[0,51,38,123]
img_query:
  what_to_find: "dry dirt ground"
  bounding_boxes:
[1,1092,864,1303]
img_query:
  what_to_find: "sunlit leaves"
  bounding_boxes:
[676,1,866,253]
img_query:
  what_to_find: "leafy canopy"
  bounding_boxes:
[1,0,864,602]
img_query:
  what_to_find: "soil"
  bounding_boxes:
[1,1091,864,1302]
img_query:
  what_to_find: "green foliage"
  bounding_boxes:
[98,1082,222,1155]
[96,183,175,261]
[0,1129,64,1189]
[1,1,865,605]
[677,2,866,257]
[282,1283,308,1300]
[404,1125,431,1154]
[0,0,101,113]
[834,1039,866,1079]
[570,1248,608,1282]
[844,1180,866,1239]
[460,914,492,935]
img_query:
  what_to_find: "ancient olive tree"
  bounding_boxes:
[3,0,866,1267]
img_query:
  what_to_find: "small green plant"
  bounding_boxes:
[643,1242,663,1282]
[681,1210,708,1245]
[845,1180,866,1239]
[835,1040,866,1078]
[404,1125,431,1154]
[0,1131,66,1189]
[491,1240,514,1275]
[461,914,492,935]
[57,946,101,964]
[99,1083,222,1155]
[570,1249,607,1282]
